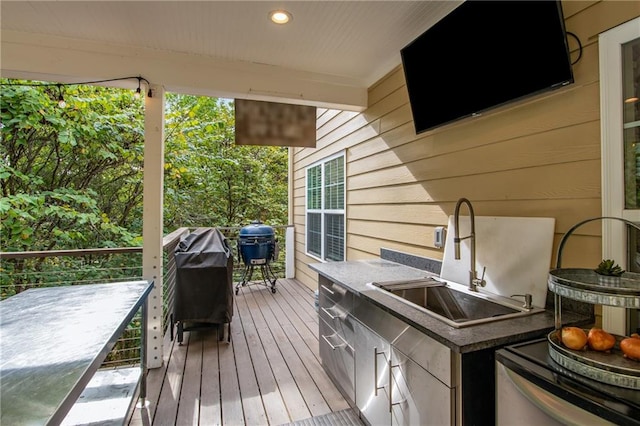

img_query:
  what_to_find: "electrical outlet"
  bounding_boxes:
[434,226,446,249]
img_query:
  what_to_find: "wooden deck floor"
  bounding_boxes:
[129,278,355,426]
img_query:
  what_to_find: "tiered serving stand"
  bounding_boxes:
[548,217,640,390]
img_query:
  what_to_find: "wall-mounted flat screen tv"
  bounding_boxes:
[401,0,574,134]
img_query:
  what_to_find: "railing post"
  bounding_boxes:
[286,225,295,279]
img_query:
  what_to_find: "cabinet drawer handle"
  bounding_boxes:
[320,285,335,295]
[322,334,345,350]
[374,347,385,396]
[389,360,401,412]
[321,307,339,320]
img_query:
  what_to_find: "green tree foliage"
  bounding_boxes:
[1,80,289,251]
[163,94,288,230]
[1,81,144,252]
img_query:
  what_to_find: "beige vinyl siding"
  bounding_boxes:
[292,1,640,292]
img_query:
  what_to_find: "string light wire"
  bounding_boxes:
[1,75,153,99]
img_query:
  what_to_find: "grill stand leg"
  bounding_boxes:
[217,323,231,343]
[261,263,278,293]
[177,321,184,345]
[235,264,256,295]
[235,262,277,294]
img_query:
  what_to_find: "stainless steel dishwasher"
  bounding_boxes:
[495,338,639,425]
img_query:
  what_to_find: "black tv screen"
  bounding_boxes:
[401,0,574,134]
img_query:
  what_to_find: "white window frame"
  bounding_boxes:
[305,152,346,262]
[599,17,640,335]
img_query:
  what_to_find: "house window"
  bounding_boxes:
[622,37,640,211]
[306,154,345,261]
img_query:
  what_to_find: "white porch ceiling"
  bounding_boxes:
[1,1,462,110]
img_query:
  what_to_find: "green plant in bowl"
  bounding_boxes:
[595,259,625,285]
[595,259,625,276]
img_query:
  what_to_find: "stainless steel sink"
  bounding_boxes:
[368,277,544,328]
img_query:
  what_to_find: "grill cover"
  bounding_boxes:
[174,227,233,324]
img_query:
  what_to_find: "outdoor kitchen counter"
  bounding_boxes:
[310,259,590,354]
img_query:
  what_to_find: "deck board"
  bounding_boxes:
[236,292,291,425]
[176,332,202,425]
[243,285,311,422]
[272,281,319,353]
[129,278,356,426]
[255,286,348,413]
[254,289,330,417]
[154,330,189,424]
[220,318,245,426]
[199,330,222,425]
[233,297,269,426]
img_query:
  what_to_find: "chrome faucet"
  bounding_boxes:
[454,197,486,292]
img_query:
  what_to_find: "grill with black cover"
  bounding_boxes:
[172,227,233,343]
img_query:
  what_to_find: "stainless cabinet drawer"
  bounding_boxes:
[319,317,355,401]
[390,347,455,426]
[393,325,453,387]
[319,302,355,344]
[318,276,353,311]
[352,295,407,344]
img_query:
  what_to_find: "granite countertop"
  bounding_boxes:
[310,259,591,354]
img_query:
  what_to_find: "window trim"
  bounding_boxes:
[305,152,346,262]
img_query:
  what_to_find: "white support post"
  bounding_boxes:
[286,148,295,279]
[142,84,165,369]
[285,225,295,279]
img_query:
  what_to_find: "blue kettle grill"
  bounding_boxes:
[236,220,278,294]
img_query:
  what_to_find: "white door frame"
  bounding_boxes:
[599,17,640,335]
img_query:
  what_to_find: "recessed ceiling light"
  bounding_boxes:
[270,10,292,24]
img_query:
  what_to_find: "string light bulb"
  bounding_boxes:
[57,85,66,108]
[134,77,142,99]
[136,75,153,98]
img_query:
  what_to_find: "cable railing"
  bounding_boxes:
[0,247,145,367]
[0,247,144,298]
[0,224,291,367]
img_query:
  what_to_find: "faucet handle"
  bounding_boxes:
[511,293,533,309]
[473,266,487,288]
